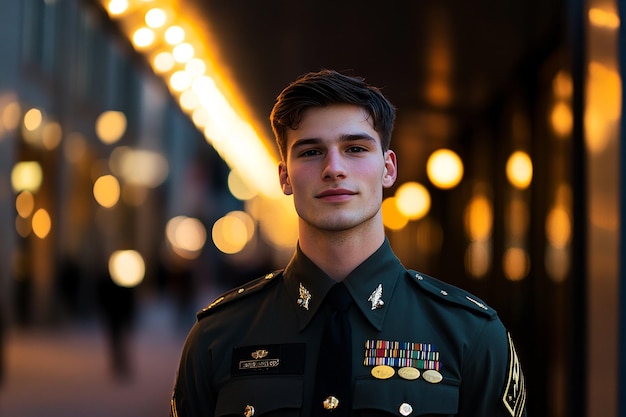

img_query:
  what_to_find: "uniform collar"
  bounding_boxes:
[283,239,405,332]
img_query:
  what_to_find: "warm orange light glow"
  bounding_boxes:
[552,70,573,100]
[170,70,192,92]
[465,241,491,279]
[166,215,207,260]
[165,25,185,45]
[546,207,572,249]
[106,0,128,15]
[506,151,533,189]
[173,42,194,63]
[15,191,35,218]
[228,170,257,201]
[93,174,120,208]
[32,208,51,239]
[588,7,620,29]
[465,195,493,241]
[382,197,409,230]
[550,102,573,137]
[1,100,21,131]
[145,8,167,28]
[394,182,430,220]
[42,121,62,150]
[132,27,155,48]
[503,247,529,281]
[109,250,145,287]
[95,111,127,144]
[154,51,176,73]
[23,108,43,131]
[212,212,251,254]
[11,161,43,193]
[426,149,464,189]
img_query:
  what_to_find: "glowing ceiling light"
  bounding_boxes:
[106,0,128,15]
[185,58,206,78]
[173,42,194,63]
[170,70,192,92]
[153,51,175,73]
[132,27,155,48]
[165,25,185,45]
[145,8,167,28]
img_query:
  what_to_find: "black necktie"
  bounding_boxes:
[312,282,353,416]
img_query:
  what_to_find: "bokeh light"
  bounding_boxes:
[506,151,533,189]
[108,250,145,287]
[11,161,43,193]
[426,149,464,189]
[394,181,431,220]
[93,174,120,208]
[166,215,207,260]
[32,208,51,239]
[95,111,127,144]
[382,197,409,230]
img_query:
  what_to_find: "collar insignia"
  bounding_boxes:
[368,283,385,310]
[297,282,311,310]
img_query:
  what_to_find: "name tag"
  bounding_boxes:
[231,343,305,376]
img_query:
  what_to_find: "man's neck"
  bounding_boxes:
[297,222,386,282]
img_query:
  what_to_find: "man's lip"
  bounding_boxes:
[316,189,356,198]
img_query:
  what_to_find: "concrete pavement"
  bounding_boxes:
[0,298,192,417]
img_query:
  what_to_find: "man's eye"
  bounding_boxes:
[347,146,367,153]
[299,149,321,157]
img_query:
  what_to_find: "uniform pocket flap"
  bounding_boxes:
[353,377,460,415]
[215,376,303,416]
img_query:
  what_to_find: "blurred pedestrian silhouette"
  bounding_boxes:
[96,273,136,381]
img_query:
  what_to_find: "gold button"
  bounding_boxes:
[243,405,254,417]
[399,402,413,416]
[371,365,395,379]
[323,396,339,410]
[423,369,443,384]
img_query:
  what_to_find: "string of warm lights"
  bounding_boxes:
[99,0,282,199]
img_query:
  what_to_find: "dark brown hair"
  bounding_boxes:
[270,69,396,160]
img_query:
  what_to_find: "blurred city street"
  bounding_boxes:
[0,297,191,417]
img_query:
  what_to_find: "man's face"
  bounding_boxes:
[278,104,397,233]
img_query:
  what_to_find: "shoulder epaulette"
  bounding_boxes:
[407,269,497,319]
[196,270,283,320]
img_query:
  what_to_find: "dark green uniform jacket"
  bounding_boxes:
[171,240,527,417]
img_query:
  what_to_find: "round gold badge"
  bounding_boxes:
[422,369,443,384]
[398,366,420,380]
[371,365,395,379]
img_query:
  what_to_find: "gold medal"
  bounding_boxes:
[371,365,395,379]
[398,366,420,380]
[423,369,443,384]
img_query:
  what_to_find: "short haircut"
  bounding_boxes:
[270,69,396,160]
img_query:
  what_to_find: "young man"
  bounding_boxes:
[171,70,527,417]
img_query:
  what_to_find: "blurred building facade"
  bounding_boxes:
[0,1,624,417]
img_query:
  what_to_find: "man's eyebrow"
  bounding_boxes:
[291,133,377,149]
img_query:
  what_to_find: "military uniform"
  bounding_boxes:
[171,240,527,416]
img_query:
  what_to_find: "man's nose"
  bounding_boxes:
[322,150,347,179]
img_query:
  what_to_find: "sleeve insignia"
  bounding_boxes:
[502,332,526,417]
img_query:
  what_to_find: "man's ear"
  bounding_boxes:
[278,161,293,195]
[382,150,398,188]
